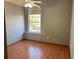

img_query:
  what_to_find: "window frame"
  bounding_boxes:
[28,14,41,33]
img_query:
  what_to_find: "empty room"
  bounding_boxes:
[4,0,73,59]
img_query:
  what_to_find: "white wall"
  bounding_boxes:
[5,2,25,45]
[42,0,72,45]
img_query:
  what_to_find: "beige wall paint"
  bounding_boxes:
[70,7,74,59]
[24,0,72,45]
[5,2,25,45]
[5,0,25,7]
[42,0,72,45]
[7,0,73,45]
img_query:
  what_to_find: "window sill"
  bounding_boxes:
[25,32,44,35]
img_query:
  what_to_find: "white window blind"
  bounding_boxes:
[28,14,41,33]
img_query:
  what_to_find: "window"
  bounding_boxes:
[28,14,41,33]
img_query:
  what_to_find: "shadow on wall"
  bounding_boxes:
[43,0,61,7]
[41,0,72,45]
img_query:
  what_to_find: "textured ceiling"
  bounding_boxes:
[5,0,25,7]
[5,0,41,7]
[5,0,61,7]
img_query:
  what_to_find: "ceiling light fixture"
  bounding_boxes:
[24,0,41,8]
[24,3,33,8]
[24,0,33,8]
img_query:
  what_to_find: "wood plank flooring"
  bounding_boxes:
[7,40,70,59]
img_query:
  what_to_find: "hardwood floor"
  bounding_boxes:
[7,40,70,59]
